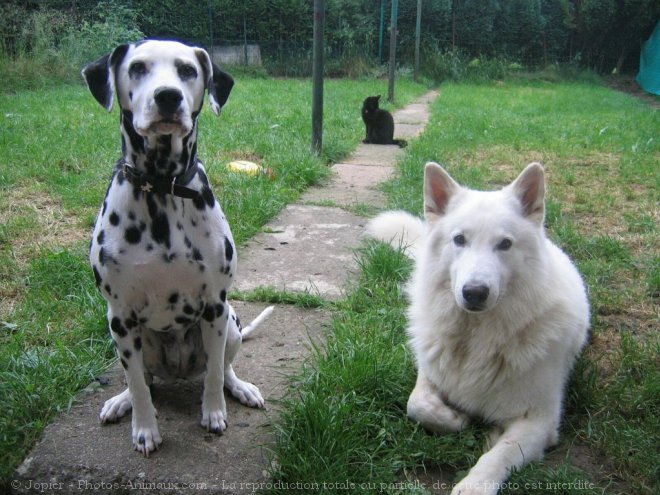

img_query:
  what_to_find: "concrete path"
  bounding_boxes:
[12,90,438,495]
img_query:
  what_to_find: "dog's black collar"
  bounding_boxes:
[119,160,201,200]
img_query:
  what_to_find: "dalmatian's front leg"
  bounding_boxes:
[102,308,161,455]
[200,301,230,433]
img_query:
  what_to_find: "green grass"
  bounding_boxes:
[231,286,327,309]
[268,81,659,494]
[0,76,428,481]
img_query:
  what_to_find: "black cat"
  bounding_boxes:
[361,95,407,147]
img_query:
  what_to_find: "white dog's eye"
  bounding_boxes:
[453,234,466,247]
[497,238,513,251]
[178,64,198,80]
[128,61,147,78]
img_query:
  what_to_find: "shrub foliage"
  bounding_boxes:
[1,0,658,87]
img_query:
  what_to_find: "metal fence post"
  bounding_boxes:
[207,0,214,60]
[387,0,398,102]
[414,0,422,81]
[378,0,385,64]
[311,0,325,154]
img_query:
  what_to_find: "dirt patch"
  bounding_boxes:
[457,147,555,182]
[586,305,659,385]
[606,75,660,109]
[544,442,633,494]
[584,324,623,381]
[412,466,456,494]
[549,154,654,237]
[0,184,88,263]
[0,184,89,315]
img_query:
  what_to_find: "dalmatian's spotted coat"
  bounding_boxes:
[82,40,270,456]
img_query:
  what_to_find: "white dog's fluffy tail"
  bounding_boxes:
[365,211,424,258]
[241,305,274,340]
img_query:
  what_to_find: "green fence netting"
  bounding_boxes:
[636,19,660,96]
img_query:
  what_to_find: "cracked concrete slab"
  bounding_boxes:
[393,103,431,124]
[343,144,404,167]
[408,89,439,106]
[300,163,393,209]
[234,204,365,300]
[392,91,436,128]
[394,123,426,139]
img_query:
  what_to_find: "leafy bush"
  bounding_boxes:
[421,46,510,83]
[60,1,143,71]
[0,1,143,91]
[0,9,76,89]
[420,46,467,82]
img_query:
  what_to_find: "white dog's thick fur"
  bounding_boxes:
[367,162,589,495]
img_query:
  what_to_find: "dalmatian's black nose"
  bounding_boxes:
[154,87,183,116]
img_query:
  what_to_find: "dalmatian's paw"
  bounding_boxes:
[226,378,265,408]
[130,403,161,456]
[201,408,228,434]
[100,388,132,423]
[132,423,162,457]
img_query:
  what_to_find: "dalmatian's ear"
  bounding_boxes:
[81,44,130,112]
[195,49,234,116]
[209,64,234,115]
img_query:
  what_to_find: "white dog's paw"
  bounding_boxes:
[132,423,162,457]
[227,379,265,408]
[407,394,470,433]
[100,389,132,423]
[436,405,470,432]
[201,408,228,434]
[450,476,497,495]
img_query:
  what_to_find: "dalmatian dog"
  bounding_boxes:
[82,40,272,456]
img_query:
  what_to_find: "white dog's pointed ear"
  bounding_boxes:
[195,49,234,116]
[81,44,129,112]
[424,162,460,223]
[510,162,545,224]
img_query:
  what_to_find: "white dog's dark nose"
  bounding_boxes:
[154,87,183,116]
[462,284,489,309]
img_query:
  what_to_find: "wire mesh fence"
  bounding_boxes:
[1,0,657,81]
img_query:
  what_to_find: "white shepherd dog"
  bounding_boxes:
[366,162,589,495]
